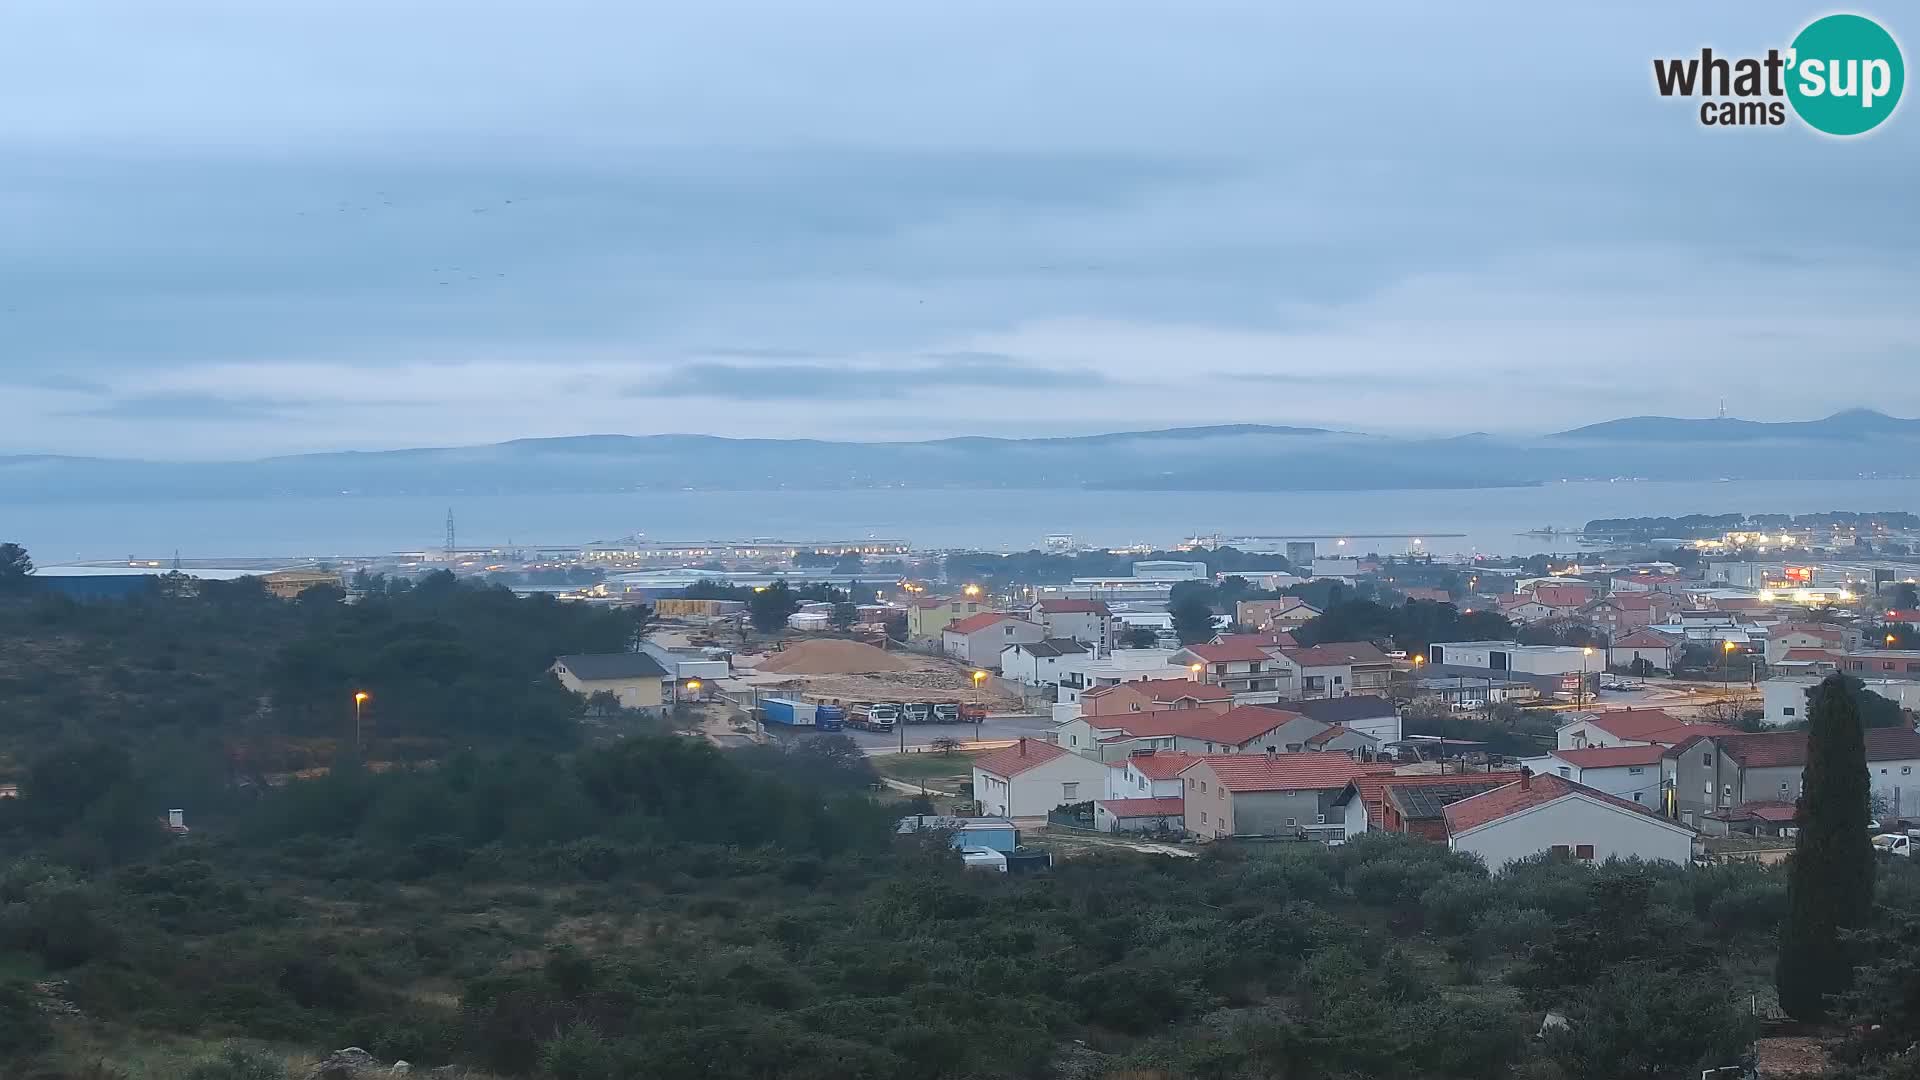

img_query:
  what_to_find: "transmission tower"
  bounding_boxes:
[445,509,457,564]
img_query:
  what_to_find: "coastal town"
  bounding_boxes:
[27,509,1920,874]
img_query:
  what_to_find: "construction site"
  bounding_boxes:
[730,638,1024,710]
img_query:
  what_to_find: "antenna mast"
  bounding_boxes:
[445,509,456,564]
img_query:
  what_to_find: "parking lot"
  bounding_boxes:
[769,712,1057,753]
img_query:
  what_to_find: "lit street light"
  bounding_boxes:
[1581,647,1593,708]
[971,670,988,742]
[352,690,370,755]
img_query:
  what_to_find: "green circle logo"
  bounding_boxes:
[1787,14,1904,135]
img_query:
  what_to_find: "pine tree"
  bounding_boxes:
[1776,673,1876,1020]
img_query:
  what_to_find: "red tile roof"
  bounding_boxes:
[1036,599,1111,615]
[1578,710,1742,746]
[1775,622,1848,641]
[1284,641,1392,667]
[1886,610,1920,624]
[1344,772,1525,829]
[1125,750,1206,780]
[1742,802,1799,823]
[1781,647,1841,662]
[1533,586,1596,608]
[1549,745,1669,769]
[1096,796,1185,817]
[1700,727,1920,770]
[1612,630,1679,649]
[1186,753,1391,793]
[1182,640,1277,663]
[1400,587,1451,604]
[1097,706,1308,746]
[1216,632,1295,650]
[1443,772,1676,835]
[1083,678,1232,703]
[972,738,1073,779]
[1305,725,1351,747]
[944,611,1020,635]
[1593,593,1660,611]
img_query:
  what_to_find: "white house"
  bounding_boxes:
[1518,745,1667,806]
[1761,675,1920,727]
[1607,630,1682,672]
[1103,749,1205,800]
[942,612,1045,668]
[1442,772,1695,869]
[1553,708,1737,751]
[1056,648,1180,704]
[999,638,1091,687]
[1029,599,1117,653]
[971,738,1114,818]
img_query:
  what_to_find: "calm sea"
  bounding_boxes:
[9,477,1918,564]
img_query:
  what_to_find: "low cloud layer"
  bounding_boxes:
[2,1,1916,458]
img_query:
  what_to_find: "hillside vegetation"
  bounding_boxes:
[4,578,1920,1078]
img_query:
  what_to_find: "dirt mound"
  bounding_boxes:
[755,639,913,675]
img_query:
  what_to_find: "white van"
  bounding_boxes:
[1873,833,1912,857]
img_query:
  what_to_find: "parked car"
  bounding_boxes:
[1874,833,1912,857]
[1448,699,1484,713]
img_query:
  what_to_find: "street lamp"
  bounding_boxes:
[1582,647,1593,708]
[971,670,987,742]
[684,678,701,702]
[1189,661,1203,682]
[352,691,370,755]
[1722,640,1738,698]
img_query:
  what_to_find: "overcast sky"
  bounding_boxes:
[4,1,1916,458]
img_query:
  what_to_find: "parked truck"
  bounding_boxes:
[958,702,989,725]
[759,697,845,732]
[902,702,933,725]
[932,703,960,724]
[847,702,899,734]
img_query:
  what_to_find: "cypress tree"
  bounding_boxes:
[1776,673,1876,1020]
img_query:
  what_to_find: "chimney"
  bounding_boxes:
[1266,748,1279,762]
[1520,767,1532,791]
[1019,737,1028,757]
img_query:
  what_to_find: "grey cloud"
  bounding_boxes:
[640,355,1105,401]
[63,393,303,421]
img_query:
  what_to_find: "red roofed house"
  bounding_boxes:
[1765,622,1857,664]
[1399,587,1451,605]
[1180,753,1391,840]
[1583,592,1674,635]
[942,612,1045,667]
[1442,771,1695,868]
[1607,630,1682,673]
[1333,772,1526,842]
[970,737,1112,818]
[1666,726,1920,828]
[1060,705,1329,762]
[1499,594,1558,624]
[1519,744,1668,806]
[1028,598,1117,653]
[1105,749,1206,800]
[1530,584,1597,615]
[1093,796,1186,834]
[1172,641,1301,699]
[1079,678,1233,721]
[906,594,988,641]
[1280,641,1394,697]
[1555,708,1742,751]
[1235,597,1321,634]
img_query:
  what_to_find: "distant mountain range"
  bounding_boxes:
[2,410,1914,500]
